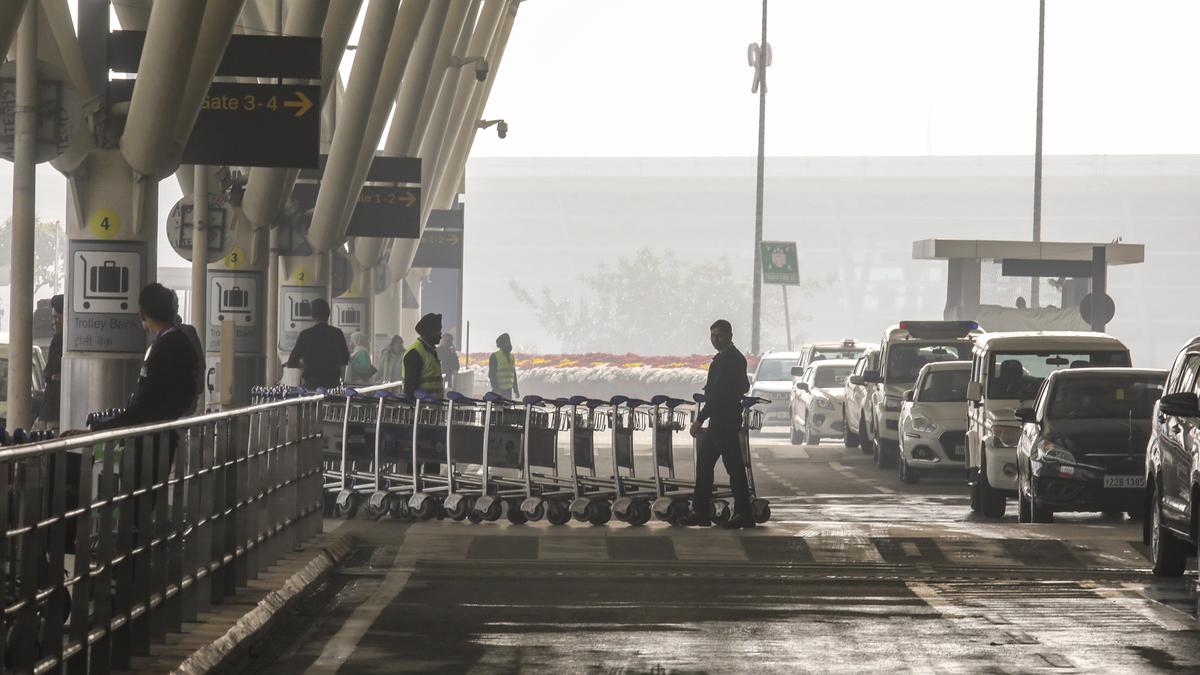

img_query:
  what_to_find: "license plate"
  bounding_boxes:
[1103,475,1145,489]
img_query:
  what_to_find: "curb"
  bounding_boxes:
[174,533,356,674]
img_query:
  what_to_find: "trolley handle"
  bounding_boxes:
[482,391,520,406]
[623,398,650,409]
[692,393,705,403]
[650,394,687,409]
[609,395,630,407]
[741,396,770,408]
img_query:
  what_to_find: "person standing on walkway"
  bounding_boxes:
[33,294,63,430]
[346,332,377,384]
[285,299,350,390]
[488,333,519,399]
[438,333,461,392]
[404,313,444,399]
[174,314,206,413]
[687,319,754,528]
[378,335,406,384]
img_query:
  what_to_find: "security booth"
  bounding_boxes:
[912,239,1145,333]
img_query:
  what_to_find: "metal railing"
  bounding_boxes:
[0,388,332,674]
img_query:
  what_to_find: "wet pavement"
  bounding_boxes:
[243,429,1200,673]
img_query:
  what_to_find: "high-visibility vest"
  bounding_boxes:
[492,349,517,392]
[405,339,444,397]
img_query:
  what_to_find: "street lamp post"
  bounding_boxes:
[1031,0,1046,308]
[749,0,769,355]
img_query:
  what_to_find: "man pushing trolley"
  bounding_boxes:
[686,319,756,529]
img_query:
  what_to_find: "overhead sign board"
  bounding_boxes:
[208,270,263,353]
[166,194,232,263]
[108,31,321,79]
[279,285,325,352]
[66,240,148,353]
[291,183,421,238]
[413,228,463,269]
[0,61,80,163]
[760,241,800,285]
[299,154,421,183]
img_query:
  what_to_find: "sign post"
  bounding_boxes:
[760,240,799,351]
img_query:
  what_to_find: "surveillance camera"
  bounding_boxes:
[474,61,489,82]
[497,120,508,139]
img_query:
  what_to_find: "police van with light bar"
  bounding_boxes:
[964,332,1131,518]
[850,321,983,470]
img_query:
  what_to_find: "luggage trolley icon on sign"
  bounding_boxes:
[214,281,252,323]
[289,295,313,329]
[339,305,361,328]
[79,256,131,311]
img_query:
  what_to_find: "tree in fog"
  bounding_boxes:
[511,248,824,355]
[0,218,67,294]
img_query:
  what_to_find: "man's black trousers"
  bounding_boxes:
[692,424,751,516]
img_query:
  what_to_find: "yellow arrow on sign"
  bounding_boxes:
[284,91,313,117]
[399,190,417,208]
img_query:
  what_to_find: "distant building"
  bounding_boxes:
[466,156,1200,366]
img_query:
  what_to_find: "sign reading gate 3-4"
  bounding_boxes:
[760,241,800,285]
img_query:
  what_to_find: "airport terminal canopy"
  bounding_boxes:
[912,238,1145,332]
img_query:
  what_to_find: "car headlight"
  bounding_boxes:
[815,397,835,410]
[991,425,1021,448]
[1036,440,1076,465]
[884,396,902,412]
[910,416,937,433]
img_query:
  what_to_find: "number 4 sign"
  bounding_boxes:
[87,209,121,239]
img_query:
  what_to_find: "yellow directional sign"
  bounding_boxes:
[284,91,313,117]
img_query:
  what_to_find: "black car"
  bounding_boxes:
[1015,368,1166,524]
[1146,336,1200,576]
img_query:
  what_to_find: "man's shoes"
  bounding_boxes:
[682,511,712,527]
[722,513,757,529]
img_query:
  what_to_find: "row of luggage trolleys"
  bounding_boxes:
[252,386,771,527]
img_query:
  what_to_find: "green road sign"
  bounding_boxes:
[761,241,799,285]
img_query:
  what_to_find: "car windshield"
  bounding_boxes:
[756,358,796,382]
[987,350,1131,400]
[919,369,969,402]
[886,342,973,384]
[813,365,852,388]
[811,347,864,362]
[1046,375,1165,420]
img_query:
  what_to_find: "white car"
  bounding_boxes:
[790,359,855,445]
[798,339,868,370]
[898,360,971,484]
[750,351,802,428]
[0,343,48,427]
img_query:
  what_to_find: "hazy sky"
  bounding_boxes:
[471,0,1200,157]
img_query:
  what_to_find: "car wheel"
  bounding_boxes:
[844,409,859,448]
[978,449,1007,519]
[1017,479,1031,523]
[876,440,897,470]
[790,423,804,445]
[805,417,820,445]
[859,414,871,455]
[1150,482,1188,577]
[899,457,919,484]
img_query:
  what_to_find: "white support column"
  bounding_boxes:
[6,2,36,429]
[191,168,208,333]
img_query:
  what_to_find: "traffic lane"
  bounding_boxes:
[250,546,1200,674]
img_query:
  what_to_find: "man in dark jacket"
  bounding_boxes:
[687,319,753,528]
[285,298,349,390]
[34,294,63,429]
[92,284,199,431]
[175,314,206,412]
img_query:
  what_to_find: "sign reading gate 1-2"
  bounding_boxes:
[760,241,800,285]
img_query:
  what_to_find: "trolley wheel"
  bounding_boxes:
[446,496,473,522]
[666,501,690,527]
[626,501,652,527]
[388,497,414,521]
[586,500,612,526]
[365,492,391,520]
[710,500,733,526]
[521,499,546,521]
[506,502,529,525]
[546,500,572,526]
[466,509,484,524]
[482,499,503,522]
[751,498,771,524]
[410,495,439,520]
[334,490,359,519]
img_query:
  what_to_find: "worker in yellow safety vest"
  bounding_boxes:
[403,313,445,399]
[488,333,520,399]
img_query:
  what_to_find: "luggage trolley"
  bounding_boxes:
[682,394,773,524]
[325,388,392,518]
[561,396,617,526]
[516,396,581,523]
[605,396,659,526]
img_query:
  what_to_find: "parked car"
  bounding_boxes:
[853,321,982,470]
[842,347,879,452]
[898,360,971,484]
[1145,335,1200,576]
[0,343,48,427]
[798,339,868,370]
[965,332,1132,518]
[790,359,855,445]
[749,351,802,428]
[1015,368,1165,523]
